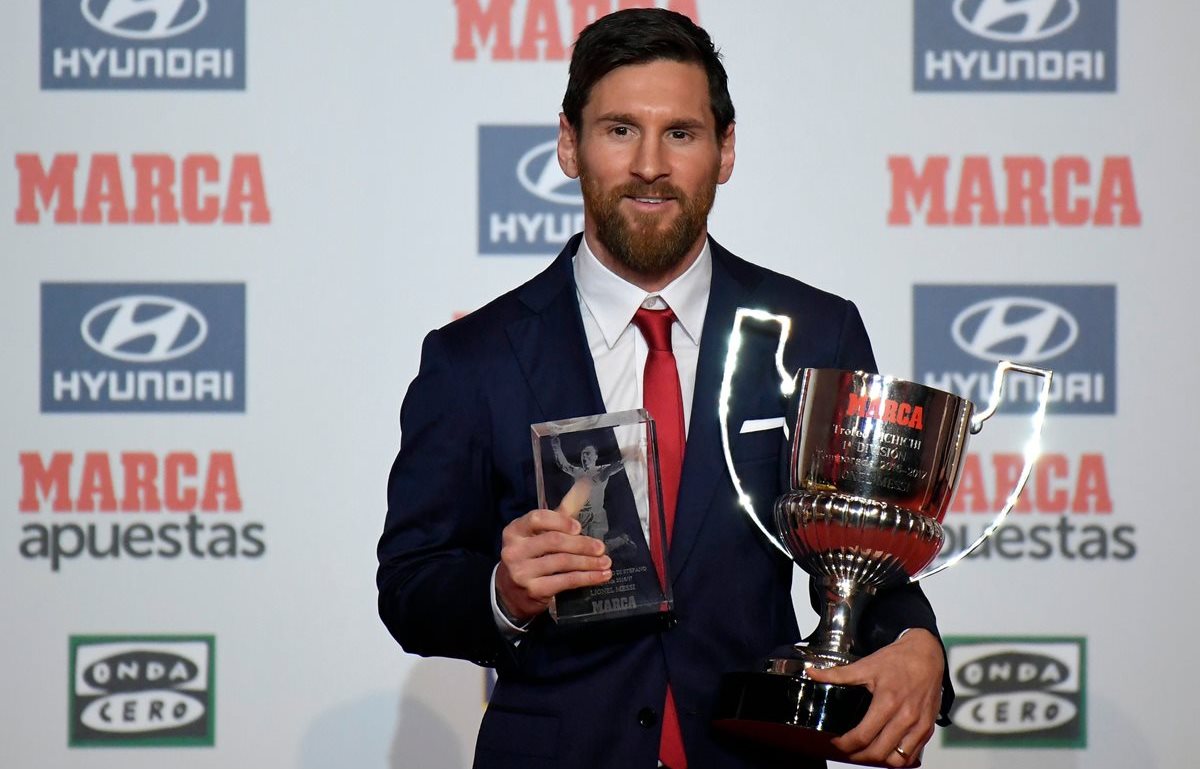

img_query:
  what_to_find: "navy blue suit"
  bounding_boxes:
[378,235,948,768]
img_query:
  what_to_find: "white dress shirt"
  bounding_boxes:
[490,235,713,635]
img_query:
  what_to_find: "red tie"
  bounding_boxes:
[632,306,687,769]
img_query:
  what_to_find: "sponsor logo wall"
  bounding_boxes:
[4,2,1194,768]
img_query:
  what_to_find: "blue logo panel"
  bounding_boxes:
[914,0,1117,92]
[41,283,246,413]
[913,284,1116,415]
[478,125,583,256]
[41,0,246,90]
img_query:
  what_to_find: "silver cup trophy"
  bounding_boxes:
[711,309,1052,764]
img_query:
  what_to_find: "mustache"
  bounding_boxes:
[612,182,685,200]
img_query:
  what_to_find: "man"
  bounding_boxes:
[378,9,950,769]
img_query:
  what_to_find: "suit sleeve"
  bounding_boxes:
[376,329,514,668]
[818,300,956,723]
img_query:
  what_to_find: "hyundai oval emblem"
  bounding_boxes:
[951,296,1078,363]
[952,0,1079,43]
[516,140,583,206]
[81,0,209,41]
[81,295,208,363]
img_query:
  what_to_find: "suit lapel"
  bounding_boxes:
[669,240,763,580]
[506,236,607,426]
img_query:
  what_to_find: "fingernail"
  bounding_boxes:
[600,556,612,568]
[570,521,581,534]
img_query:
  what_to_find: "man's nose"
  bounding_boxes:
[631,138,668,183]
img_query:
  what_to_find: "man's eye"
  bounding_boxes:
[612,126,630,136]
[669,130,691,140]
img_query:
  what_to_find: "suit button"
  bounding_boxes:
[637,707,659,728]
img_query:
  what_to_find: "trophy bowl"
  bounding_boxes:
[711,310,1052,765]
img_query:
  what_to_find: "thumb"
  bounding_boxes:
[556,477,593,518]
[804,661,866,687]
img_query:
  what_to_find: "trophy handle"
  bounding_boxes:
[719,308,796,560]
[913,360,1053,581]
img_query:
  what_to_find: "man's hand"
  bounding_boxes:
[495,479,612,622]
[804,629,944,767]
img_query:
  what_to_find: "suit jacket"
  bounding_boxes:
[377,235,950,769]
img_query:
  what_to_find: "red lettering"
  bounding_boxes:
[131,154,179,223]
[1052,156,1090,225]
[1073,454,1112,513]
[77,453,118,512]
[1034,453,1069,513]
[181,154,220,223]
[887,155,949,225]
[882,400,897,423]
[992,453,1033,513]
[909,406,923,430]
[950,454,989,513]
[518,0,565,60]
[845,392,867,418]
[453,0,516,60]
[164,453,199,511]
[952,155,1000,225]
[203,452,242,511]
[80,154,129,224]
[1093,156,1141,226]
[1002,156,1049,225]
[221,154,271,224]
[121,452,162,512]
[19,452,72,512]
[897,403,912,425]
[15,153,78,223]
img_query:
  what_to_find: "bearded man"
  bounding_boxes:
[378,9,951,769]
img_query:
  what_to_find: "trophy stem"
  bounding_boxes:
[808,577,874,666]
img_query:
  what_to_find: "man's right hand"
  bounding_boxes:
[495,481,612,623]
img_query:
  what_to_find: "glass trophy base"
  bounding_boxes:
[713,670,913,768]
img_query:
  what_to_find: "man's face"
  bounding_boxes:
[558,59,735,281]
[581,446,598,470]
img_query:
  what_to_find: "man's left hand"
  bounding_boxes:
[803,628,944,767]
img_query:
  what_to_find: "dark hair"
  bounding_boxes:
[562,8,734,138]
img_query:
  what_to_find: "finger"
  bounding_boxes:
[556,478,593,518]
[525,568,613,600]
[506,531,605,564]
[520,552,612,582]
[804,661,869,687]
[527,508,585,535]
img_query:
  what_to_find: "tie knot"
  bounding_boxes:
[633,307,677,352]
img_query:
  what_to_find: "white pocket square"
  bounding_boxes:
[739,417,789,439]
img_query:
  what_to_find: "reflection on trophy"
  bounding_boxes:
[711,309,1052,765]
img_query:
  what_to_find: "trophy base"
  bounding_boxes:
[713,671,910,767]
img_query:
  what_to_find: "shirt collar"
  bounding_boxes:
[574,235,712,349]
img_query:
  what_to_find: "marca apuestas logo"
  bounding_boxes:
[913,285,1115,415]
[479,125,583,255]
[70,635,215,747]
[41,283,245,413]
[453,0,699,61]
[41,0,245,89]
[913,0,1116,92]
[943,637,1086,748]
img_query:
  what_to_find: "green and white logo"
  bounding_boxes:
[69,635,215,747]
[943,636,1086,749]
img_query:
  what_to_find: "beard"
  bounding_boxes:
[580,167,718,279]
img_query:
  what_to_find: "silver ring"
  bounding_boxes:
[894,746,909,758]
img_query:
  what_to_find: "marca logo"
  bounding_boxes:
[479,125,583,255]
[943,637,1086,748]
[15,153,270,224]
[887,156,1140,227]
[937,451,1135,562]
[41,283,245,413]
[19,451,265,572]
[70,635,215,747]
[82,0,208,40]
[914,285,1116,415]
[42,0,244,89]
[914,0,1116,92]
[454,0,699,61]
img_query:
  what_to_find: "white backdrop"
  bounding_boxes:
[4,1,1198,767]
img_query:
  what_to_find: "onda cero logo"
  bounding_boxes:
[913,285,1115,415]
[41,0,245,89]
[913,0,1116,92]
[41,283,245,413]
[70,635,215,747]
[944,637,1086,748]
[478,125,583,256]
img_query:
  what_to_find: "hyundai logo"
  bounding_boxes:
[952,0,1079,43]
[951,297,1078,363]
[516,140,583,206]
[82,0,208,41]
[81,295,208,363]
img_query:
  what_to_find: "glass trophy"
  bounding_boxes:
[531,408,673,625]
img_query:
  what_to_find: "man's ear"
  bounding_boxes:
[557,113,580,179]
[717,121,736,185]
